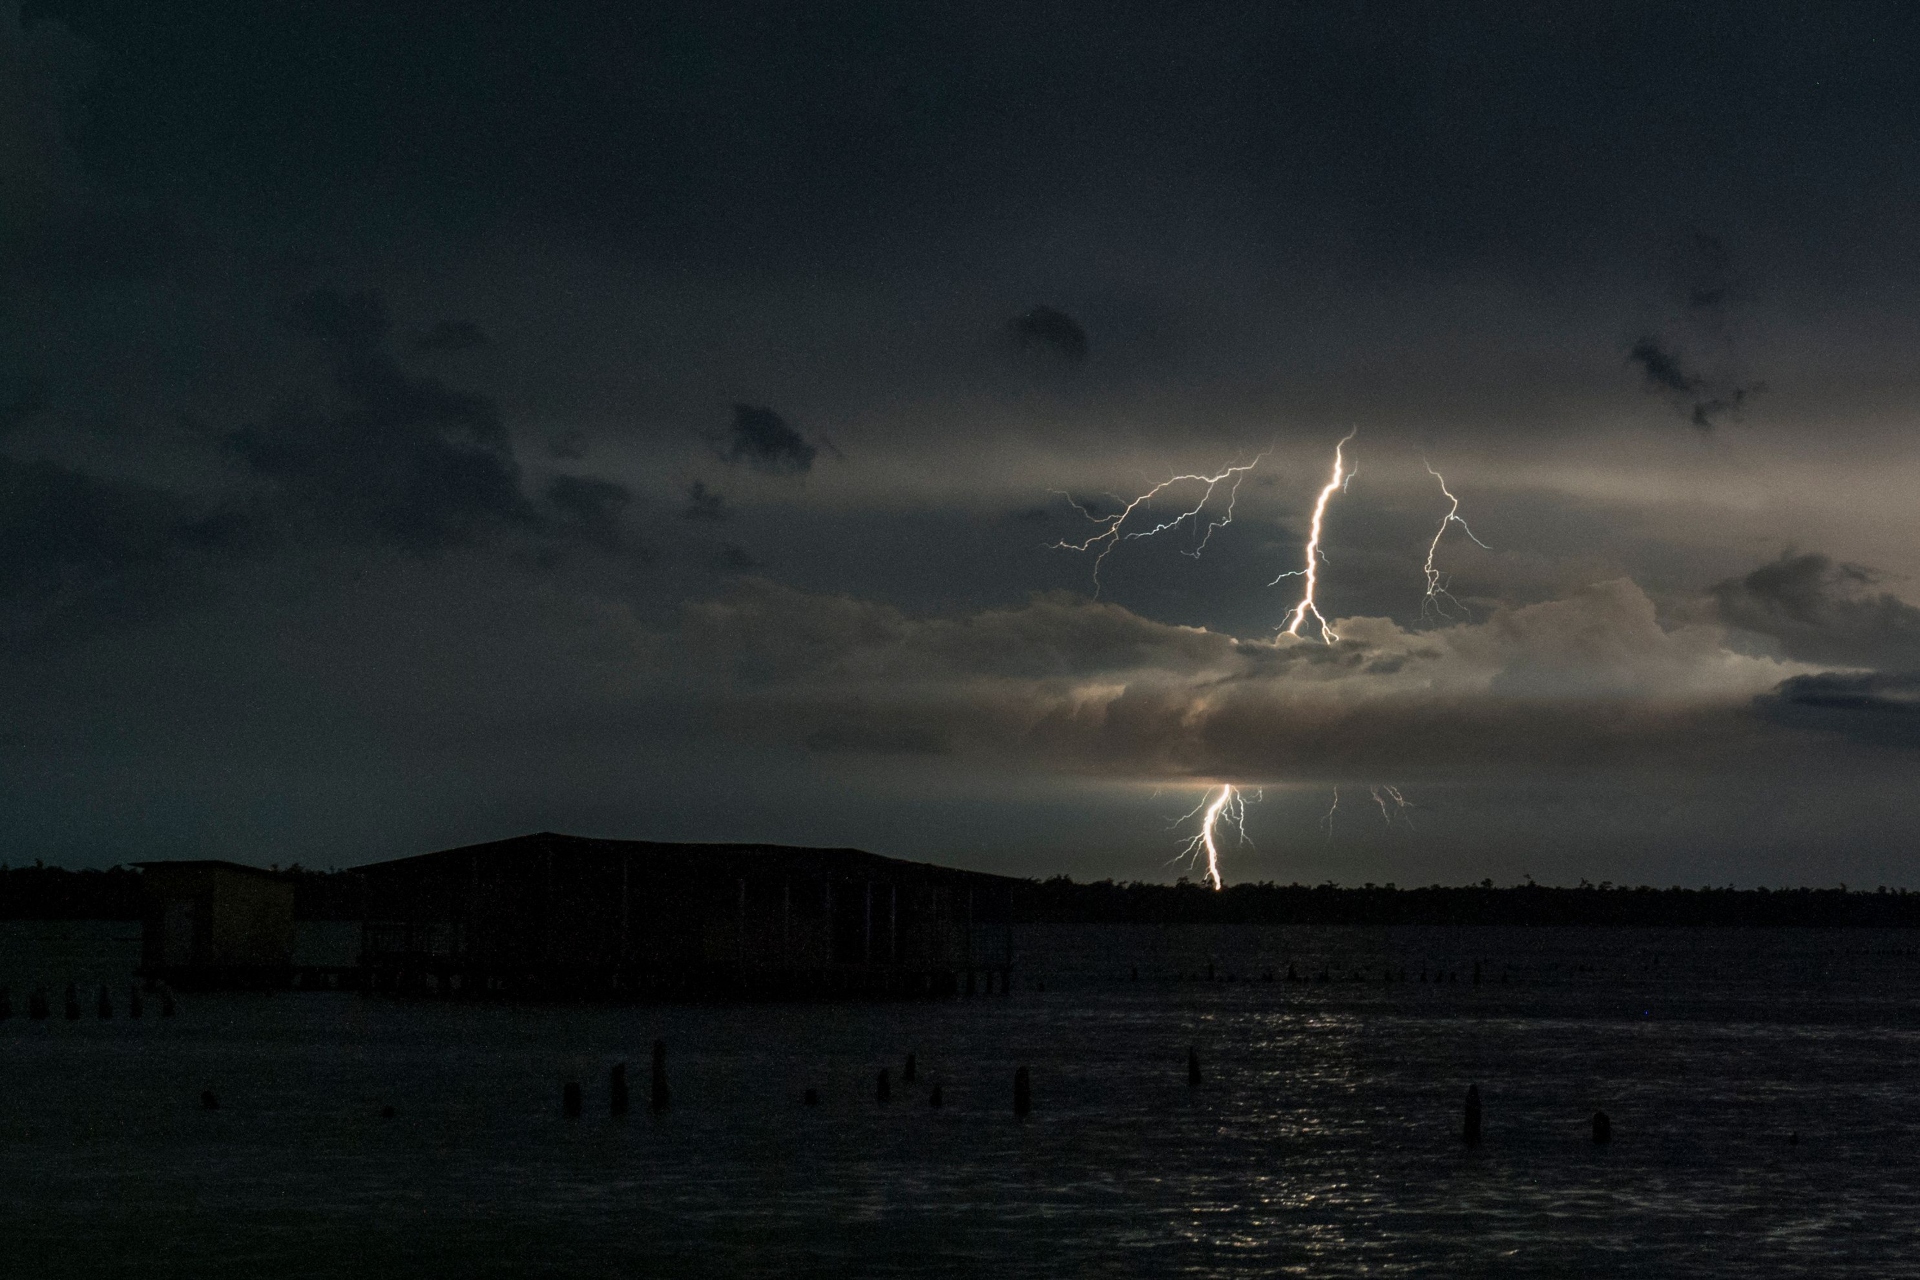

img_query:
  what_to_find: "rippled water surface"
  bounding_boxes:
[4,921,1920,1277]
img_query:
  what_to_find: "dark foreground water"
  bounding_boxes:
[4,922,1920,1278]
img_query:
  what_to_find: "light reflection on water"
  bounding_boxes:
[3,921,1920,1277]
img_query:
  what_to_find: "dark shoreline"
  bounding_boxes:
[5,863,1920,929]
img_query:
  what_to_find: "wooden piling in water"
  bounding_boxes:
[563,1081,582,1118]
[1463,1084,1482,1146]
[1592,1110,1611,1144]
[651,1039,670,1112]
[1014,1065,1031,1117]
[610,1063,630,1116]
[1188,1046,1202,1087]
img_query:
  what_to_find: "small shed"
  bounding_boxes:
[138,860,295,988]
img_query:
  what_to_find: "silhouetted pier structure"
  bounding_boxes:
[354,833,1017,1000]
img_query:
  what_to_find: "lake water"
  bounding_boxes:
[3,921,1919,1277]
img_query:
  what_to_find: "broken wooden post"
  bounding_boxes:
[650,1039,670,1112]
[1463,1084,1482,1146]
[1014,1065,1031,1117]
[610,1063,630,1116]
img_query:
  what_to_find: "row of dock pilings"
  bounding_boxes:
[555,1048,1014,1117]
[563,1040,675,1118]
[1,982,173,1021]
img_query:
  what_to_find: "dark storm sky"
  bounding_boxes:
[6,1,1920,883]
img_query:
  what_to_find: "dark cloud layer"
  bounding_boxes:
[717,404,817,476]
[1714,552,1920,669]
[220,289,531,548]
[1755,671,1920,749]
[1628,336,1761,431]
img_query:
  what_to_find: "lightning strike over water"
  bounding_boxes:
[1321,786,1340,840]
[1052,454,1267,595]
[1174,784,1253,891]
[1419,462,1491,622]
[1274,429,1358,643]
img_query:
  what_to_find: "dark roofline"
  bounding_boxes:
[353,831,1022,885]
[133,859,293,880]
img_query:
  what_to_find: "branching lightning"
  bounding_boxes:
[1273,429,1358,643]
[1369,784,1415,829]
[1051,453,1267,595]
[1419,461,1491,622]
[1173,784,1255,891]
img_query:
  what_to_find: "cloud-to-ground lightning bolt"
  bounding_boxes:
[1419,461,1491,622]
[1370,784,1415,829]
[1273,429,1358,643]
[1321,786,1339,840]
[1174,784,1254,891]
[1051,453,1266,595]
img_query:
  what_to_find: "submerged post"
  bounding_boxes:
[1463,1084,1482,1146]
[651,1039,670,1112]
[610,1063,629,1116]
[1014,1065,1031,1117]
[1188,1046,1202,1087]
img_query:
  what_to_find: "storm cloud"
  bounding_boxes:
[716,404,817,477]
[1713,552,1920,670]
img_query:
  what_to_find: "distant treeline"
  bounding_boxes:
[7,863,1920,928]
[0,864,362,921]
[1010,878,1920,928]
